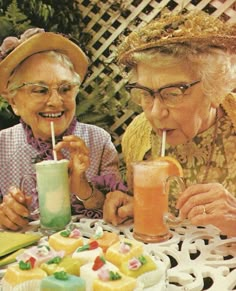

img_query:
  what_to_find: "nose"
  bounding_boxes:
[47,88,63,105]
[150,96,169,119]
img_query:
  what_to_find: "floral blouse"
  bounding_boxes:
[150,112,236,213]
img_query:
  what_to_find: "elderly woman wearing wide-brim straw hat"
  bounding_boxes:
[103,10,236,237]
[0,28,122,230]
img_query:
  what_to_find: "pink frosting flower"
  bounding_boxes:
[69,228,82,238]
[128,257,142,270]
[97,268,110,281]
[119,241,131,254]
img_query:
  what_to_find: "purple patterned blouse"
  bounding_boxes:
[0,118,121,219]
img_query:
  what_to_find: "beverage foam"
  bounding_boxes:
[133,161,169,187]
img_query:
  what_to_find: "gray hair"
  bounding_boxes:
[129,45,236,105]
[7,50,81,98]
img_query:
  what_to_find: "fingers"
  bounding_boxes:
[103,191,133,226]
[0,199,29,230]
[0,187,30,230]
[54,135,89,155]
[177,183,229,219]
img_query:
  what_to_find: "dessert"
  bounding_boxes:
[72,241,103,265]
[16,244,65,267]
[93,269,136,291]
[119,254,161,288]
[89,224,119,253]
[2,260,47,291]
[48,228,83,255]
[105,238,143,267]
[41,256,82,276]
[40,271,85,291]
[80,255,119,291]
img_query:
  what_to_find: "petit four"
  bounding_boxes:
[120,254,161,288]
[105,238,143,267]
[72,241,103,265]
[89,224,119,253]
[80,255,119,291]
[48,228,83,255]
[40,271,85,291]
[2,260,47,291]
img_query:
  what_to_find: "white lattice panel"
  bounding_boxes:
[77,0,236,153]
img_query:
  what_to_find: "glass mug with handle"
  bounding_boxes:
[132,159,185,243]
[20,159,72,233]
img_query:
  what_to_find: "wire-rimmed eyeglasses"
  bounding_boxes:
[9,81,81,101]
[125,80,200,108]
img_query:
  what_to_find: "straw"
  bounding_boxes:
[161,130,166,157]
[50,121,57,161]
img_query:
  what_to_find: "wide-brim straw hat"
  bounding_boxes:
[118,10,236,66]
[0,29,89,94]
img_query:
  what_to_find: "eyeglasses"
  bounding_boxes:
[9,81,81,101]
[125,80,200,108]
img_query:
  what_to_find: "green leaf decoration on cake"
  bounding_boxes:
[19,260,32,270]
[76,241,99,252]
[60,230,71,237]
[46,256,62,265]
[109,271,122,280]
[138,255,147,265]
[54,271,69,280]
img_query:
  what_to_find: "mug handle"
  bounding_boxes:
[164,175,186,225]
[20,175,40,216]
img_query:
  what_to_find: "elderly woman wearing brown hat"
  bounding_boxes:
[103,11,236,237]
[0,28,121,230]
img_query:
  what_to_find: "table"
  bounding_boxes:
[76,218,236,291]
[1,218,236,291]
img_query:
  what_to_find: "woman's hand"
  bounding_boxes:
[176,183,236,237]
[0,187,30,230]
[54,135,90,177]
[54,135,104,209]
[103,191,134,226]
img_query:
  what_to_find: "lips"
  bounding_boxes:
[39,112,64,118]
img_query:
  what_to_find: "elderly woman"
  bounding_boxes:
[103,11,236,237]
[0,28,121,230]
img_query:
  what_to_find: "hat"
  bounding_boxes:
[0,28,89,94]
[118,10,236,66]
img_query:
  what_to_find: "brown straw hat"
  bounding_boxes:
[0,28,89,94]
[118,10,236,66]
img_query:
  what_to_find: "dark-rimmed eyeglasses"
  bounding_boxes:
[9,81,81,101]
[125,80,200,108]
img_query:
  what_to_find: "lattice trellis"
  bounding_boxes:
[77,0,236,156]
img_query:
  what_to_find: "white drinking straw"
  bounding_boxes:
[161,130,166,157]
[50,121,57,161]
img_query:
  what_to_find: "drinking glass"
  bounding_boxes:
[20,159,72,234]
[132,160,185,243]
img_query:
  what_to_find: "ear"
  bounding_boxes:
[8,97,20,116]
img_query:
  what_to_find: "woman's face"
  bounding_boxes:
[8,53,78,140]
[135,62,217,145]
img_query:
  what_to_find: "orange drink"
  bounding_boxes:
[132,158,183,243]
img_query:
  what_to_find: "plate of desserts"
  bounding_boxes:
[0,222,166,290]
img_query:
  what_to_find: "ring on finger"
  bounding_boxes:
[202,205,206,215]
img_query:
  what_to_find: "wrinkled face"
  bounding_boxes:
[7,53,78,140]
[136,62,216,145]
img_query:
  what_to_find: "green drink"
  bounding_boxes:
[35,159,71,231]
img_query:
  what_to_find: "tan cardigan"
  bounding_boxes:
[122,93,236,189]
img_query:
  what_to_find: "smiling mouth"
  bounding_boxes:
[39,112,64,118]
